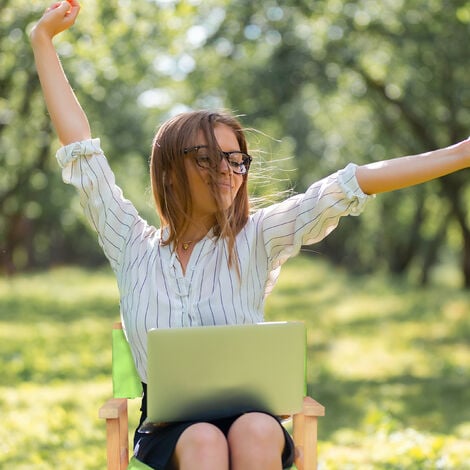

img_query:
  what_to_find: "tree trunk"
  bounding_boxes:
[419,209,452,286]
[461,230,470,288]
[388,191,426,274]
[440,174,470,288]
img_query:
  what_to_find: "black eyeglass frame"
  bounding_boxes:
[183,145,252,175]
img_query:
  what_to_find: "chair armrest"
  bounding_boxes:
[99,398,128,420]
[302,396,325,417]
[99,398,129,470]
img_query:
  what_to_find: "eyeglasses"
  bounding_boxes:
[183,145,252,175]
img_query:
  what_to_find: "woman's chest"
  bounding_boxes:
[118,242,267,329]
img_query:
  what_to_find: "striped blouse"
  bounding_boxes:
[56,138,372,381]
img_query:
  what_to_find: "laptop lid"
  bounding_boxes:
[146,321,306,424]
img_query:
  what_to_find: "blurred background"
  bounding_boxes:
[1,0,470,468]
[2,0,470,284]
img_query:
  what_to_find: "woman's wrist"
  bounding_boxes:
[447,138,470,170]
[30,26,54,48]
[461,138,470,169]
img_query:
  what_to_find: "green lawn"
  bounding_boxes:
[1,257,470,469]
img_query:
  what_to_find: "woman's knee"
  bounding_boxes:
[174,423,229,465]
[228,412,284,450]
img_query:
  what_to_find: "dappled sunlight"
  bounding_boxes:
[1,381,111,469]
[321,426,470,469]
[269,256,470,468]
[1,320,112,384]
[0,267,119,304]
[2,259,470,468]
[325,336,436,380]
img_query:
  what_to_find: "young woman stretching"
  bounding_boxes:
[30,2,470,469]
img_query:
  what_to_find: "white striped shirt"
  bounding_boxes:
[56,138,372,381]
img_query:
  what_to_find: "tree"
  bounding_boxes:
[2,0,469,287]
[185,0,470,285]
[1,0,170,272]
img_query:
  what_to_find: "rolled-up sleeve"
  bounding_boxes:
[258,163,373,270]
[56,139,149,272]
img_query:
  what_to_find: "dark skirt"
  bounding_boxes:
[133,384,295,470]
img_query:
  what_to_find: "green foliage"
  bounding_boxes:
[2,258,470,468]
[1,0,163,270]
[2,0,470,284]
[190,0,470,282]
[1,268,117,384]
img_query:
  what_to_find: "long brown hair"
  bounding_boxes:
[150,110,250,266]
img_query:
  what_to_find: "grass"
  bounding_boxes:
[1,257,470,469]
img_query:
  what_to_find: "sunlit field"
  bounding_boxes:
[2,256,470,469]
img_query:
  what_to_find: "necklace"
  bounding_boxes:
[181,241,193,251]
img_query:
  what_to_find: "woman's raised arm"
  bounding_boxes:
[30,1,91,145]
[356,138,470,195]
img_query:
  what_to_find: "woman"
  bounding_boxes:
[30,2,470,470]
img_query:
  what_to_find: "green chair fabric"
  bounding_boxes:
[112,326,142,399]
[127,456,154,470]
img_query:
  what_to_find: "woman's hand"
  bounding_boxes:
[30,0,80,42]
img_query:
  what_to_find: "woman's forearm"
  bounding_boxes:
[30,5,90,145]
[356,139,470,195]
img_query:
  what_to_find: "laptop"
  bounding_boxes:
[144,321,306,425]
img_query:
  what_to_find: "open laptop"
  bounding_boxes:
[144,321,306,425]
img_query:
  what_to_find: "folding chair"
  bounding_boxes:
[99,322,325,470]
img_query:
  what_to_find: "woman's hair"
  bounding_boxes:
[150,110,250,266]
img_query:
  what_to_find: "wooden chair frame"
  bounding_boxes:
[99,323,325,470]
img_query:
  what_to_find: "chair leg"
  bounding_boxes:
[293,396,325,470]
[99,398,130,470]
[293,412,306,470]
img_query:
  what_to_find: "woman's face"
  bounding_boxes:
[183,123,244,223]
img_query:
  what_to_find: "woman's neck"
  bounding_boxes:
[179,229,208,249]
[179,217,215,246]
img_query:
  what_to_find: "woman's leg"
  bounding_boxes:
[172,422,229,470]
[227,412,285,470]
